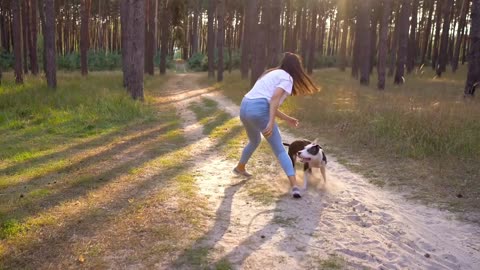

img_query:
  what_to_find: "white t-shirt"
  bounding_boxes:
[244,69,293,104]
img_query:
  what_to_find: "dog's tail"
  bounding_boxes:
[282,142,290,147]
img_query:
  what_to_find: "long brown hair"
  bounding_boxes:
[279,52,319,96]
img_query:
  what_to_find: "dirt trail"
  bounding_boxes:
[164,74,480,269]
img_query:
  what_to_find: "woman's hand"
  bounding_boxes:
[286,117,299,128]
[262,121,274,138]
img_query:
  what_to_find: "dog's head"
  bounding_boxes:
[297,143,327,165]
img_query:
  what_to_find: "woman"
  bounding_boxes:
[233,52,319,198]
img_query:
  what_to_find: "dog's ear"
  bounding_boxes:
[307,144,320,155]
[312,138,318,145]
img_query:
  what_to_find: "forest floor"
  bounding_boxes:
[1,72,480,269]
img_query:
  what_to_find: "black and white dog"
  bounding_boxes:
[283,140,327,190]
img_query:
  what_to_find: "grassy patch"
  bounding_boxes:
[188,98,245,159]
[317,254,346,269]
[0,71,212,268]
[0,219,24,239]
[245,182,277,205]
[189,98,232,135]
[217,68,480,219]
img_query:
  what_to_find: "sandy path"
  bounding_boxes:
[164,74,480,269]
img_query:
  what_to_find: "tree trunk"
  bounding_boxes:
[436,0,453,76]
[12,0,23,84]
[462,26,469,64]
[351,23,359,77]
[358,0,371,85]
[388,0,400,76]
[407,0,419,73]
[394,0,412,84]
[38,0,46,73]
[217,0,225,82]
[251,23,267,86]
[421,0,435,66]
[432,0,444,69]
[300,7,308,63]
[307,2,318,74]
[22,0,29,74]
[292,6,302,53]
[284,0,292,51]
[240,0,257,79]
[370,6,379,74]
[80,0,91,76]
[154,0,158,54]
[144,0,154,75]
[120,0,130,84]
[159,0,170,75]
[339,0,349,71]
[266,0,282,68]
[207,0,216,78]
[378,0,392,90]
[29,0,39,75]
[464,0,480,97]
[44,0,56,88]
[125,0,145,100]
[192,0,200,55]
[326,14,333,56]
[453,0,470,72]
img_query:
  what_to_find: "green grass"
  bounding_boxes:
[0,71,215,269]
[189,98,232,135]
[317,254,346,269]
[0,72,157,164]
[217,67,480,219]
[0,71,169,240]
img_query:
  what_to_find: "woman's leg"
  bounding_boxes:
[238,116,262,166]
[265,123,298,188]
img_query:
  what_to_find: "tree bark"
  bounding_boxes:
[453,0,470,72]
[436,0,454,76]
[465,0,480,97]
[12,0,23,84]
[125,0,145,100]
[292,6,302,53]
[80,0,91,76]
[207,0,216,78]
[144,0,154,75]
[394,0,412,84]
[351,2,362,78]
[307,2,318,74]
[378,0,392,90]
[159,0,170,75]
[38,0,46,73]
[432,0,444,69]
[251,23,267,87]
[266,0,282,68]
[29,0,39,75]
[217,0,225,82]
[300,7,308,63]
[120,0,130,84]
[339,0,349,71]
[240,0,257,79]
[192,0,200,55]
[22,0,29,74]
[407,0,419,73]
[358,0,371,85]
[370,6,379,74]
[284,0,292,51]
[421,0,435,66]
[44,0,56,88]
[388,0,400,76]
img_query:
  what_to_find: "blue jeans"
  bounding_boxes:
[239,98,295,177]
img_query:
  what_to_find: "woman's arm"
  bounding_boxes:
[276,109,291,121]
[262,88,285,138]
